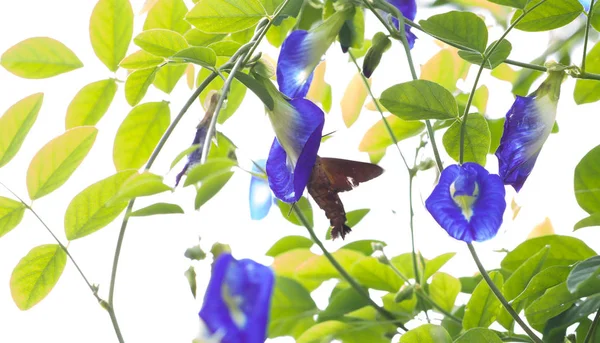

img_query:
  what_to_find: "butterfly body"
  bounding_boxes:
[307,156,383,239]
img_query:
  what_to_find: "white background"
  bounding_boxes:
[0,0,599,342]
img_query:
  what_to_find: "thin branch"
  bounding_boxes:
[584,310,600,343]
[582,0,596,73]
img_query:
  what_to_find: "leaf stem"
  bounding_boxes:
[458,1,545,163]
[291,204,408,332]
[582,0,596,73]
[584,309,600,343]
[467,243,542,343]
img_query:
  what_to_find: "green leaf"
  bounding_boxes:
[512,265,571,303]
[64,170,136,240]
[575,144,600,213]
[119,50,165,69]
[0,93,43,168]
[113,102,170,170]
[399,324,452,343]
[346,209,371,228]
[89,0,134,71]
[10,244,67,310]
[129,202,184,217]
[27,127,98,200]
[455,328,502,342]
[1,37,83,79]
[184,158,237,186]
[153,63,187,94]
[358,115,425,154]
[341,239,386,256]
[457,39,512,69]
[144,0,190,35]
[171,47,216,68]
[501,235,596,272]
[184,29,227,46]
[113,172,172,203]
[296,249,365,281]
[567,255,600,293]
[234,72,274,110]
[186,0,267,34]
[184,245,206,261]
[170,144,200,171]
[297,320,387,343]
[184,266,197,298]
[195,170,234,209]
[134,29,189,57]
[576,315,600,343]
[319,286,371,321]
[419,11,488,52]
[0,197,26,238]
[442,114,491,165]
[380,80,459,120]
[349,256,404,292]
[487,0,527,8]
[592,2,600,31]
[269,276,317,339]
[544,295,600,341]
[266,235,313,257]
[513,0,583,32]
[65,79,117,129]
[277,196,313,228]
[574,213,600,230]
[503,245,550,300]
[429,272,461,313]
[272,248,320,291]
[207,41,242,58]
[487,117,505,154]
[390,252,456,281]
[266,17,296,47]
[124,67,159,106]
[463,271,503,330]
[198,67,246,123]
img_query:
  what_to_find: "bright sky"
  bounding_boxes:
[0,1,599,342]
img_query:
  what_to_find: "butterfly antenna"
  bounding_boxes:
[322,130,336,138]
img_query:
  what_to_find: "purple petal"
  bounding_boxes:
[425,163,506,243]
[495,95,556,192]
[277,30,316,99]
[266,100,324,202]
[198,254,274,343]
[249,160,273,220]
[386,0,417,49]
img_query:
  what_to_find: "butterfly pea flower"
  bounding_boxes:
[248,160,273,220]
[385,0,417,49]
[194,253,274,343]
[495,70,565,192]
[425,163,506,243]
[277,8,353,98]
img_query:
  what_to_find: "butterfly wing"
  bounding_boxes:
[319,157,384,192]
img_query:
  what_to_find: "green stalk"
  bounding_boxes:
[291,204,408,332]
[467,243,542,343]
[582,0,596,73]
[584,309,600,343]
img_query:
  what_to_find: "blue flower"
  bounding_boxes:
[425,163,506,243]
[195,253,275,343]
[249,160,273,220]
[277,8,352,98]
[495,71,563,192]
[386,0,417,48]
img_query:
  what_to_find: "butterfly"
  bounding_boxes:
[307,156,384,240]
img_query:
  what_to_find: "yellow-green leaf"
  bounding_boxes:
[129,202,184,217]
[186,0,267,34]
[134,28,189,57]
[0,93,43,168]
[184,29,227,46]
[113,101,170,170]
[184,157,237,187]
[0,197,26,238]
[463,271,504,330]
[124,67,158,106]
[89,0,134,71]
[113,172,172,202]
[359,115,425,153]
[10,244,67,310]
[420,48,469,92]
[195,170,234,209]
[574,42,600,104]
[399,324,452,343]
[27,127,98,200]
[1,37,83,79]
[513,0,583,32]
[341,73,369,128]
[143,0,190,34]
[64,170,136,240]
[349,256,404,292]
[198,66,246,123]
[153,63,187,94]
[65,79,118,129]
[119,50,165,69]
[306,61,332,112]
[429,272,461,313]
[171,47,217,68]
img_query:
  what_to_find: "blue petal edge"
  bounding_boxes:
[277,30,316,99]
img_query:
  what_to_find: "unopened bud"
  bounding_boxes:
[363,32,391,78]
[394,285,414,303]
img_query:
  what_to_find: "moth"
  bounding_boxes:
[307,156,384,240]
